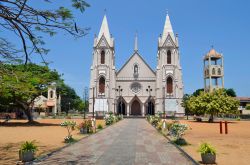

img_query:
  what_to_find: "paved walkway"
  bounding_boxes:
[35,119,195,165]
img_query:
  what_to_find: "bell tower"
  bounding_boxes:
[89,15,116,115]
[203,48,224,92]
[156,14,184,116]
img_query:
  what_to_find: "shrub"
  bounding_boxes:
[169,123,188,140]
[198,142,216,155]
[246,104,250,110]
[60,121,76,143]
[105,114,115,125]
[117,114,123,121]
[64,135,75,143]
[173,138,188,146]
[20,141,38,153]
[78,119,92,129]
[156,120,163,131]
[150,115,161,127]
[104,113,122,125]
[97,124,103,129]
[167,122,174,131]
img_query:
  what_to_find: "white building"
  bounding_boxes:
[33,83,61,114]
[89,14,184,116]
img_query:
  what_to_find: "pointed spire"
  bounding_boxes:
[98,14,111,45]
[134,32,138,52]
[162,13,174,41]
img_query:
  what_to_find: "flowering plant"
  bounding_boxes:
[169,123,188,140]
[60,121,76,143]
[64,135,74,143]
[78,119,91,129]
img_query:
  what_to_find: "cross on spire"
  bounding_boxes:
[134,32,138,52]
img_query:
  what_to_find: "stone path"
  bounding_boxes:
[35,119,195,165]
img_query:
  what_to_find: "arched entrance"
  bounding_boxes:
[147,101,155,115]
[117,101,126,115]
[131,100,141,115]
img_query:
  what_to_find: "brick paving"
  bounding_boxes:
[35,119,195,165]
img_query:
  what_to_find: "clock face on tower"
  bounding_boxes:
[130,82,141,94]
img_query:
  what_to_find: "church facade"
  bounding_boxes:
[89,14,184,116]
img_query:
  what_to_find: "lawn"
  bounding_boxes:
[0,118,105,165]
[178,120,250,165]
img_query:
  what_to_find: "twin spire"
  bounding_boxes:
[97,13,174,49]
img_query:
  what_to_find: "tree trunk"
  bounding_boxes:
[83,109,86,119]
[209,114,214,123]
[24,108,33,122]
[15,100,34,122]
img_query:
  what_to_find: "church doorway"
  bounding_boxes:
[147,101,155,115]
[117,101,126,115]
[131,100,141,115]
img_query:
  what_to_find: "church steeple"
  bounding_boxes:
[134,32,138,52]
[161,13,174,42]
[98,15,111,45]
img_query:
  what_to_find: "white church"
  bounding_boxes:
[89,14,184,117]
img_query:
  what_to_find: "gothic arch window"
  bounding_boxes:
[167,50,171,64]
[134,64,138,74]
[50,91,53,99]
[212,68,216,75]
[218,68,221,75]
[101,50,105,64]
[166,77,173,94]
[99,77,105,93]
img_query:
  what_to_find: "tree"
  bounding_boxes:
[187,89,239,122]
[0,63,62,122]
[192,88,204,97]
[181,94,191,120]
[192,88,237,97]
[82,86,89,118]
[224,88,236,97]
[57,83,83,113]
[0,0,90,64]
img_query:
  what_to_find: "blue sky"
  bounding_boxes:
[30,0,250,97]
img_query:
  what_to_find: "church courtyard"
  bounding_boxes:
[0,119,105,165]
[1,118,250,164]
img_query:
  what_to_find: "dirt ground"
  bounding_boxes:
[0,119,105,165]
[178,120,250,165]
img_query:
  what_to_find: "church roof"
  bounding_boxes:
[204,48,223,60]
[116,51,156,76]
[97,15,112,46]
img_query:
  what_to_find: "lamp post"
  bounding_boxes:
[92,87,95,118]
[146,86,153,115]
[116,86,123,115]
[163,86,166,119]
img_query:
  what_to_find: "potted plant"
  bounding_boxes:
[198,142,216,164]
[78,119,92,134]
[78,122,87,134]
[19,141,38,162]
